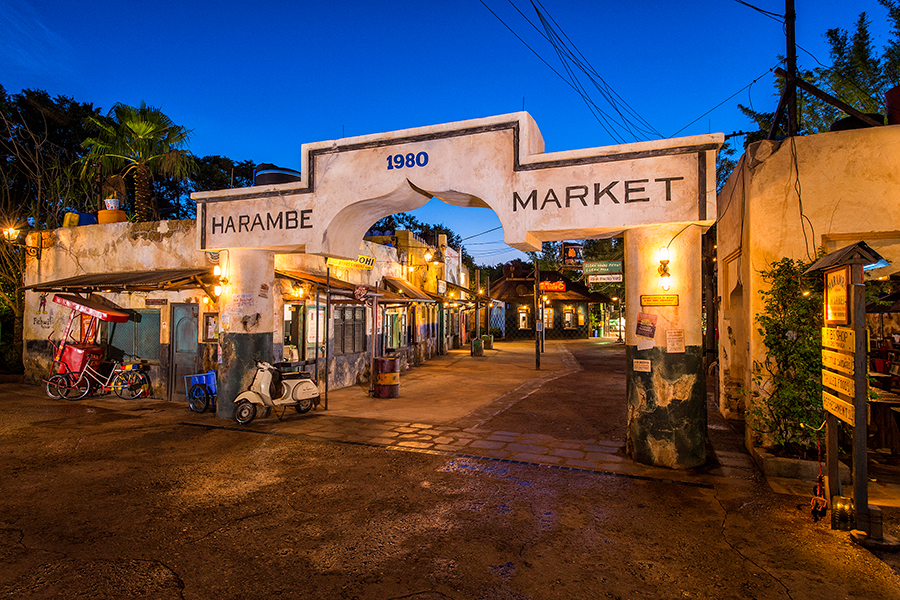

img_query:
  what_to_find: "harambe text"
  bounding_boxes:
[211,210,313,234]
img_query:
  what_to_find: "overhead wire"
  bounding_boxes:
[732,0,785,23]
[532,0,662,139]
[477,0,624,142]
[669,63,782,137]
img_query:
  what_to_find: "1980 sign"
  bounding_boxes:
[386,152,429,170]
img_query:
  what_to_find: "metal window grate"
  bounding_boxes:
[108,309,160,361]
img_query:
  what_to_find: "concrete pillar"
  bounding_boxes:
[216,249,275,420]
[624,224,707,468]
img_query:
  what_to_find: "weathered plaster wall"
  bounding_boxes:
[716,125,900,437]
[22,220,408,396]
[22,220,212,393]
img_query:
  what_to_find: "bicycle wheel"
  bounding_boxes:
[62,374,91,400]
[113,370,149,400]
[188,383,211,413]
[45,374,68,399]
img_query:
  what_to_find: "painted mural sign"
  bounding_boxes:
[194,113,720,259]
[824,266,849,325]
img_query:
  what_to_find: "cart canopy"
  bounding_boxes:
[52,294,131,323]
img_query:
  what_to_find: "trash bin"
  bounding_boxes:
[373,357,400,398]
[471,338,484,357]
[481,334,493,350]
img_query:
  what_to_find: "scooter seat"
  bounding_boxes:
[281,372,303,380]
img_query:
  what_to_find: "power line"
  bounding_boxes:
[668,63,781,138]
[461,225,502,241]
[733,0,784,23]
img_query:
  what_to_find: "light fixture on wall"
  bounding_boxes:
[658,246,671,291]
[2,226,42,258]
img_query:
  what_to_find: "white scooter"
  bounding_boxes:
[233,361,320,425]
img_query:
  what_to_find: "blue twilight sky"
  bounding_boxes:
[1,0,894,264]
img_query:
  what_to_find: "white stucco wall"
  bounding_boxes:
[717,125,900,424]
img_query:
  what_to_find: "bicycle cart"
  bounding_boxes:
[44,294,150,400]
[185,370,217,413]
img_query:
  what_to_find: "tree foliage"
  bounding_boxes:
[749,257,825,451]
[82,102,195,222]
[738,1,900,141]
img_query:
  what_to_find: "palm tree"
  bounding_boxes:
[82,102,194,222]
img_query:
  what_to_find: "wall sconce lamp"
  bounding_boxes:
[292,281,306,298]
[658,247,672,291]
[3,227,42,258]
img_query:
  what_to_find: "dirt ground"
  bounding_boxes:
[1,340,899,599]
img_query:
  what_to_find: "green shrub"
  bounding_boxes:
[749,257,824,451]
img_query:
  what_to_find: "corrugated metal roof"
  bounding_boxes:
[25,268,214,292]
[382,276,436,302]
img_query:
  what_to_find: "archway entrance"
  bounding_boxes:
[193,112,722,469]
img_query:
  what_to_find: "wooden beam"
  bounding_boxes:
[774,68,882,128]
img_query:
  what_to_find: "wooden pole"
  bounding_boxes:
[851,262,869,532]
[534,261,541,370]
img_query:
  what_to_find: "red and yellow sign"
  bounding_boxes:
[539,280,566,292]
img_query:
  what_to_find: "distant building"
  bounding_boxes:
[490,265,609,340]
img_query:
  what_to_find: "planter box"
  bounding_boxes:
[751,446,851,484]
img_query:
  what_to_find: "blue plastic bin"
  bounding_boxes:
[184,370,217,396]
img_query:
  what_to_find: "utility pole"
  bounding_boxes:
[786,0,798,137]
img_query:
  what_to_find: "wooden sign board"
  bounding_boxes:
[822,369,855,397]
[824,266,849,325]
[821,327,855,352]
[640,294,679,307]
[822,349,854,375]
[823,390,855,426]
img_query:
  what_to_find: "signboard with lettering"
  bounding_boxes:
[822,369,855,397]
[326,255,376,271]
[640,294,679,307]
[584,261,623,275]
[821,327,855,352]
[825,266,849,325]
[822,349,854,375]
[588,274,623,283]
[194,113,719,260]
[823,390,855,426]
[539,280,566,292]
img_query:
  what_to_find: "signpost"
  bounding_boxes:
[806,242,893,545]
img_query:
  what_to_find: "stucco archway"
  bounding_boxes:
[193,112,722,469]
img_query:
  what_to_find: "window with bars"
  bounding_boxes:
[104,309,161,362]
[334,306,366,355]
